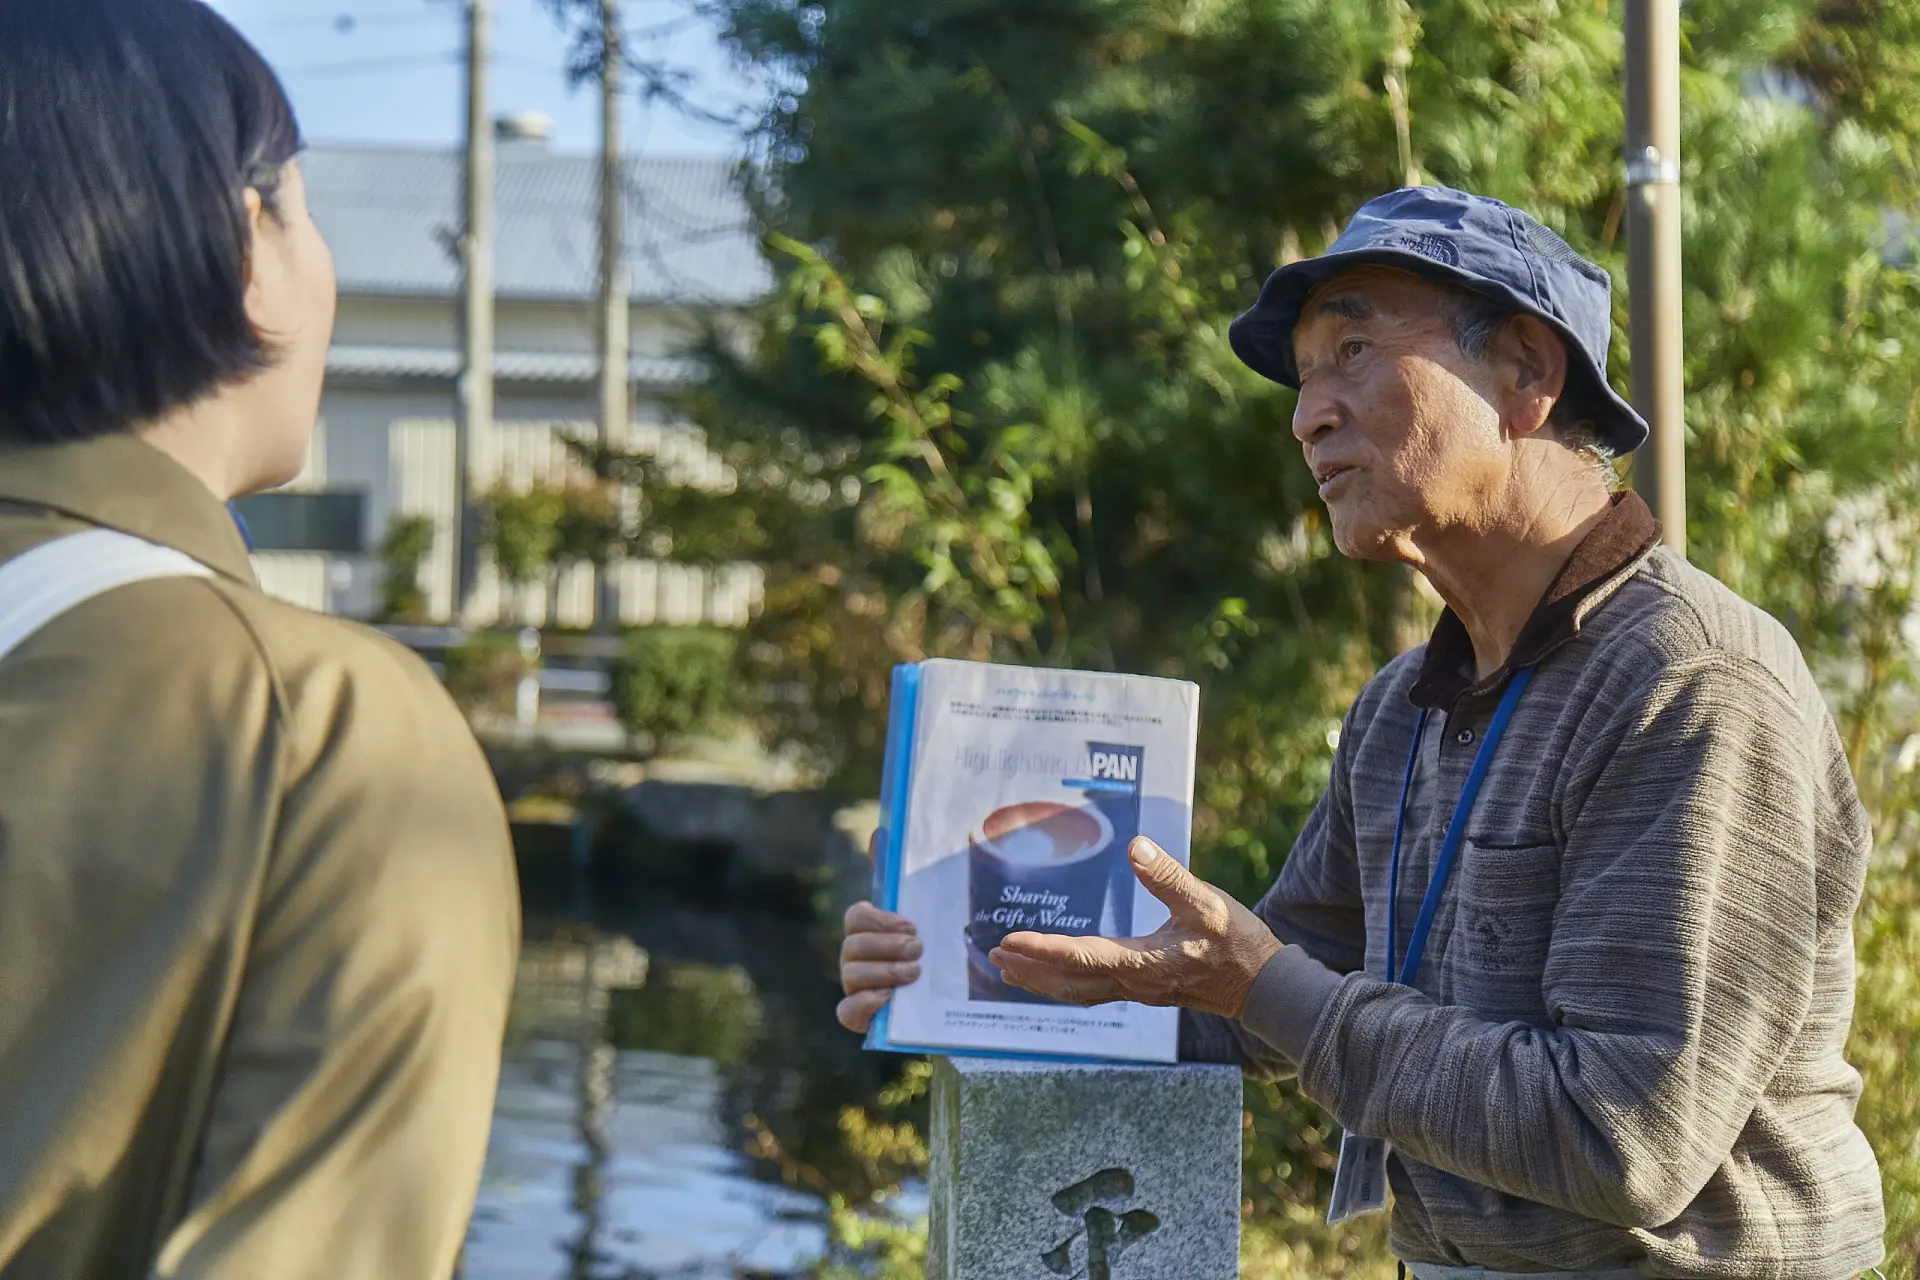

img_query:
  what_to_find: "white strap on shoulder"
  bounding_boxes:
[0,528,215,665]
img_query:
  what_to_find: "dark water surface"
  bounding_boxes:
[458,895,899,1280]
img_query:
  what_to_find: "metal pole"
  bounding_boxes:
[455,0,496,621]
[595,0,630,632]
[1625,0,1684,554]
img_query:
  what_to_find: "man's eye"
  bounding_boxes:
[1340,339,1367,360]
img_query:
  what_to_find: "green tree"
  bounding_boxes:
[553,483,622,578]
[482,482,565,625]
[552,481,624,629]
[479,479,623,629]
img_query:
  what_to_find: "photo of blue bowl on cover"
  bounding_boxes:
[963,800,1115,1003]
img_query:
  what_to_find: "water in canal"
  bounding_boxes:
[458,889,918,1280]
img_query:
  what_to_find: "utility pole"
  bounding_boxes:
[454,0,495,621]
[1625,0,1685,554]
[595,0,630,631]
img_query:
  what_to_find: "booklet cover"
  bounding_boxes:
[864,658,1200,1063]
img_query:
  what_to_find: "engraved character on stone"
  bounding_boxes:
[1040,1167,1161,1280]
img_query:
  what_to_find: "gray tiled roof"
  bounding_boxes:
[326,344,703,384]
[302,144,771,305]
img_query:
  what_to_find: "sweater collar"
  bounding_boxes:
[1409,490,1663,710]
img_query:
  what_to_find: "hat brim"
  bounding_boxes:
[1228,247,1650,455]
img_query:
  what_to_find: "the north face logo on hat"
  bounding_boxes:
[1387,232,1460,267]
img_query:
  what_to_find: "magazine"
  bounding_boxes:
[864,658,1200,1063]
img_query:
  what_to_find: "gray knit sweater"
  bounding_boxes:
[1189,541,1886,1277]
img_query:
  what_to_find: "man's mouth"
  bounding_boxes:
[1314,464,1356,496]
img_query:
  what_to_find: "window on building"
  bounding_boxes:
[233,491,368,554]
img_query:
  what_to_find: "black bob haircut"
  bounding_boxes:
[0,0,303,444]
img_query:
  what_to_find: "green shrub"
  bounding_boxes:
[377,514,436,622]
[440,630,535,719]
[481,483,564,619]
[610,626,741,749]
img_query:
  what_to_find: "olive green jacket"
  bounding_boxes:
[0,436,520,1279]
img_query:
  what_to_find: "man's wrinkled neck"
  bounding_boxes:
[1406,477,1614,681]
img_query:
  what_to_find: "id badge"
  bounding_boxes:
[1327,1129,1391,1224]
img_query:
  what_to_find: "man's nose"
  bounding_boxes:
[1291,378,1340,445]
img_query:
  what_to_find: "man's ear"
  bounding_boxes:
[1492,314,1568,440]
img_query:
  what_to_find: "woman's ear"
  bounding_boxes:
[240,185,264,291]
[1493,314,1569,440]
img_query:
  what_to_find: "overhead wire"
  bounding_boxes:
[276,50,461,76]
[247,5,452,36]
[275,51,566,76]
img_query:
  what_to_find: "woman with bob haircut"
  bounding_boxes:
[0,3,518,1277]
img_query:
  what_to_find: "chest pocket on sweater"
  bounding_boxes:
[1443,837,1560,1020]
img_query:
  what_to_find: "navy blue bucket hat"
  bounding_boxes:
[1228,185,1649,454]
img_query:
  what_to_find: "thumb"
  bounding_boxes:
[1128,837,1207,920]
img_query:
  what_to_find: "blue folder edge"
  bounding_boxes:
[862,661,1172,1067]
[863,662,921,1053]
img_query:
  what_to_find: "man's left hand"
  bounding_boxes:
[988,837,1285,1019]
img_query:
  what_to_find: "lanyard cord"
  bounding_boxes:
[1383,708,1431,983]
[1384,665,1537,986]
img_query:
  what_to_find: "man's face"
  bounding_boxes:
[1289,267,1511,561]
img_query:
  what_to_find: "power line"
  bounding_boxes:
[280,50,560,76]
[492,53,569,73]
[251,7,452,36]
[277,50,462,76]
[276,49,561,77]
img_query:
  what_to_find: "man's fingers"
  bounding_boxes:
[836,988,891,1033]
[990,934,1148,1003]
[843,900,915,935]
[841,931,923,964]
[994,930,1147,974]
[1127,837,1217,923]
[841,959,921,994]
[992,951,1127,1006]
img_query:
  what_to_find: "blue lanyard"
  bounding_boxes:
[1384,665,1536,985]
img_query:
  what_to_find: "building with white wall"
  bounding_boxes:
[240,131,770,628]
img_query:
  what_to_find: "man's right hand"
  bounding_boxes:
[836,900,922,1033]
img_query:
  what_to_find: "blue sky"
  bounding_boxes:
[206,0,753,157]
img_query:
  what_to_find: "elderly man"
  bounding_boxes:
[837,187,1886,1278]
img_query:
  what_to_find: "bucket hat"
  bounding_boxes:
[1227,185,1649,454]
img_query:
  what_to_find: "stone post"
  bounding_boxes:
[928,1057,1242,1280]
